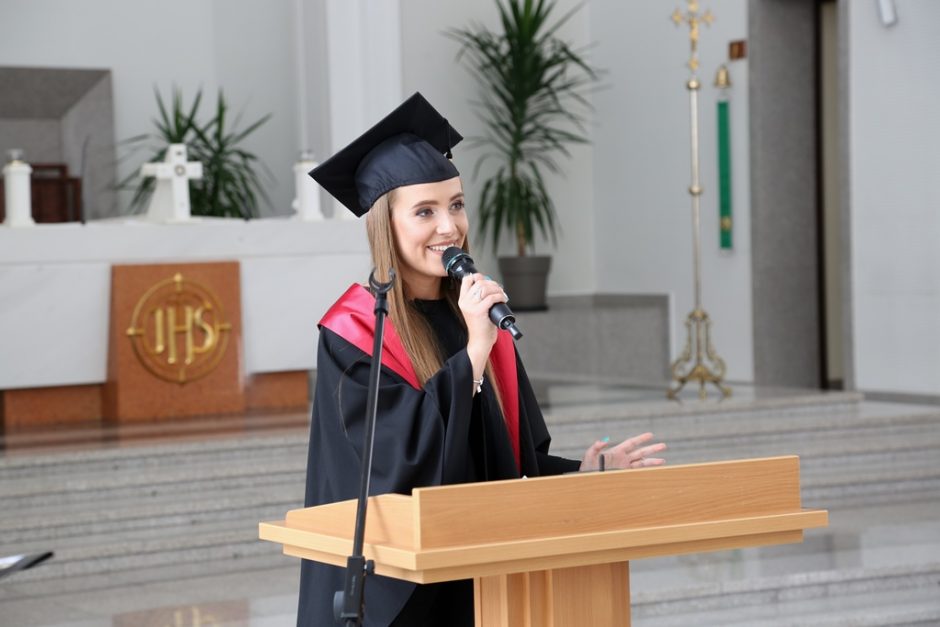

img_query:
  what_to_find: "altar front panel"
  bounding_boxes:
[0,219,369,390]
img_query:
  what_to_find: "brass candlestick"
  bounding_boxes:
[667,1,731,400]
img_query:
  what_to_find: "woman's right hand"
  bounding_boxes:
[579,432,667,471]
[458,273,508,379]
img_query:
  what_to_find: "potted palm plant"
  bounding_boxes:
[120,88,272,219]
[450,0,599,309]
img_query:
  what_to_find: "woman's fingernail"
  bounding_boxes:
[601,436,610,443]
[484,275,492,280]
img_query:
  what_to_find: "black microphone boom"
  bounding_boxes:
[442,247,523,340]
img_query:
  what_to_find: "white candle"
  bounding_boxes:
[293,157,323,221]
[2,155,35,227]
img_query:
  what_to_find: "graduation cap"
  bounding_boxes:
[310,92,464,217]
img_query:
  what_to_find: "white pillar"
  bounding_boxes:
[2,156,35,228]
[325,0,402,220]
[293,0,311,155]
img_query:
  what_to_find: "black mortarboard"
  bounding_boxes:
[310,92,463,217]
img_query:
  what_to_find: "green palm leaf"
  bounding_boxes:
[118,87,271,218]
[449,0,599,255]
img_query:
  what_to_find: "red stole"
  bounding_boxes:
[319,284,521,467]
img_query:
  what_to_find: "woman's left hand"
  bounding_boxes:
[579,432,667,471]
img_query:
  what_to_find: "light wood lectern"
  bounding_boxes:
[260,456,827,626]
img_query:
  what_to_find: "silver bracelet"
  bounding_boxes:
[472,375,484,395]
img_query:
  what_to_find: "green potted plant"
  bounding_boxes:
[450,0,599,309]
[120,87,272,219]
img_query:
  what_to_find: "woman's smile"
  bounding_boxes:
[390,177,468,298]
[426,241,459,255]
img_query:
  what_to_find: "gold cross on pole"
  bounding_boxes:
[671,0,715,72]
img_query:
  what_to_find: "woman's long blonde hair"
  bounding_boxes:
[365,189,503,404]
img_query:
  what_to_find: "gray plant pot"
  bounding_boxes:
[498,255,552,311]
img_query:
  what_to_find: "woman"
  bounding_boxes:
[298,93,666,626]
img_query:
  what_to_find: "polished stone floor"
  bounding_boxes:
[1,381,938,626]
[3,504,937,626]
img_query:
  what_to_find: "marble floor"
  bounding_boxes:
[1,381,939,626]
[3,503,938,626]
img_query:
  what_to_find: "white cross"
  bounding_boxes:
[140,144,203,223]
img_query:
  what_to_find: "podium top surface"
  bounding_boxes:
[260,456,828,583]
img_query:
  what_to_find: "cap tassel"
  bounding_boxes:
[444,120,453,160]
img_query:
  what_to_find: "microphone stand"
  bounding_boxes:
[333,268,395,626]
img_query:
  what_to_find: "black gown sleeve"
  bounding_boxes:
[298,327,478,627]
[513,350,582,476]
[298,327,579,626]
[311,327,480,494]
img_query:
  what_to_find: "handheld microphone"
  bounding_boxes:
[442,247,523,340]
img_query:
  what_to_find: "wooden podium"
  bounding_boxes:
[260,456,827,626]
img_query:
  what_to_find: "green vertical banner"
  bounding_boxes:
[717,99,733,249]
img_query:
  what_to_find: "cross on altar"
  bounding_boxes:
[140,144,203,223]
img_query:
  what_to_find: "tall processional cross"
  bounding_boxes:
[671,0,714,72]
[666,0,731,400]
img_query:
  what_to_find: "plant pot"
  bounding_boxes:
[498,255,552,311]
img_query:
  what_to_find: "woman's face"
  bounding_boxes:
[390,176,468,298]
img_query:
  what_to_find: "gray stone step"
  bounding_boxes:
[3,525,281,583]
[2,391,937,627]
[544,406,940,510]
[549,424,940,464]
[0,485,302,541]
[7,517,939,627]
[6,449,934,540]
[632,562,940,626]
[636,588,940,626]
[0,504,283,555]
[0,455,306,502]
[539,388,865,424]
[0,468,303,512]
[2,405,934,539]
[545,404,939,443]
[1,403,931,488]
[0,555,297,602]
[0,393,884,482]
[0,432,308,479]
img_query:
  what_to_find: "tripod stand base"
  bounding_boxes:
[667,364,732,400]
[668,308,731,401]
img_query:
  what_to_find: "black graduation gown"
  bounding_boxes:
[297,299,579,626]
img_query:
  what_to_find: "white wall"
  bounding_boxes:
[590,0,753,381]
[399,0,752,380]
[399,0,597,296]
[0,0,298,216]
[14,1,937,395]
[848,1,940,395]
[325,0,402,149]
[321,0,403,221]
[210,0,298,216]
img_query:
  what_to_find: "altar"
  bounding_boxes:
[0,217,370,425]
